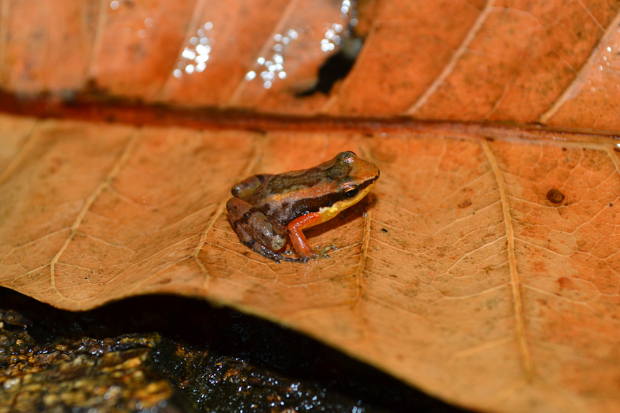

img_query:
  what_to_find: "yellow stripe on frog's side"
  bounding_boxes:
[316,182,376,225]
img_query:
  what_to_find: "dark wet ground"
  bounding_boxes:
[0,287,469,413]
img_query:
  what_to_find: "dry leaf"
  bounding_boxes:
[2,114,620,413]
[3,0,620,412]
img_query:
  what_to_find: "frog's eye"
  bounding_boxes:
[340,151,356,163]
[343,186,359,198]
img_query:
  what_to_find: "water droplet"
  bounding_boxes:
[138,29,147,38]
[608,46,612,52]
[190,37,198,45]
[273,44,282,52]
[257,57,265,65]
[274,54,283,64]
[196,44,210,55]
[145,18,153,27]
[288,30,298,39]
[245,71,256,81]
[110,1,119,10]
[196,62,206,72]
[264,81,272,89]
[204,22,213,30]
[274,34,282,42]
[351,18,358,26]
[182,48,196,59]
[185,64,195,74]
[278,71,286,79]
[282,37,290,45]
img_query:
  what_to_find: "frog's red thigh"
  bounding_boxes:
[287,213,322,258]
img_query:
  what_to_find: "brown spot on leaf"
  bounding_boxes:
[458,199,472,208]
[558,277,577,290]
[547,189,565,204]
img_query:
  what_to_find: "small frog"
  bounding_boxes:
[226,151,380,263]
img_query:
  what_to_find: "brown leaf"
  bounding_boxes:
[1,0,619,130]
[2,114,620,412]
[3,1,620,411]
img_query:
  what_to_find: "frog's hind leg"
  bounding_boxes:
[233,223,307,263]
[226,197,306,263]
[243,229,307,263]
[231,174,273,200]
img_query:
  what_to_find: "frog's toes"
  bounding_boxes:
[313,244,337,258]
[270,235,286,251]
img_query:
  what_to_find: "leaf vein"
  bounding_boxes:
[539,9,620,123]
[481,139,534,380]
[49,132,139,298]
[406,0,496,115]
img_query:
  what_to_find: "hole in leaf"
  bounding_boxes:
[297,37,363,97]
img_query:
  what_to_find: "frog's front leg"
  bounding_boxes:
[226,197,306,263]
[287,213,336,259]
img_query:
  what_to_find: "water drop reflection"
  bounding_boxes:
[173,22,214,78]
[242,0,356,89]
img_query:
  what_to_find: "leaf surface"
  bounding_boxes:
[2,114,620,412]
[1,0,620,130]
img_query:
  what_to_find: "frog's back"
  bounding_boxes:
[248,151,378,224]
[250,167,342,224]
